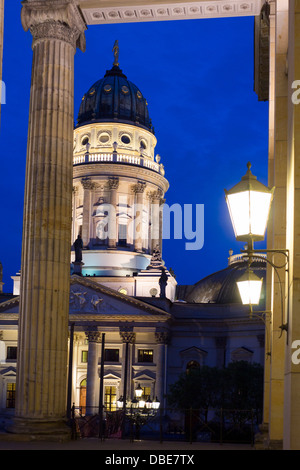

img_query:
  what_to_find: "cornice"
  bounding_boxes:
[81,1,263,25]
[73,162,169,192]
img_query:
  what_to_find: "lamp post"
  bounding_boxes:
[225,162,289,334]
[117,384,160,440]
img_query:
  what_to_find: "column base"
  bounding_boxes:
[254,423,283,450]
[4,416,72,442]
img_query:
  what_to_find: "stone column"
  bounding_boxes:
[107,177,119,249]
[81,177,93,248]
[11,0,86,437]
[264,0,288,449]
[132,182,146,252]
[150,189,163,253]
[119,327,135,405]
[155,329,169,408]
[85,330,101,415]
[283,0,300,450]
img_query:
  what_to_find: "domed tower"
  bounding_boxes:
[71,43,171,292]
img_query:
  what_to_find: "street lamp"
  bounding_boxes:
[225,163,289,335]
[236,267,263,306]
[224,162,274,247]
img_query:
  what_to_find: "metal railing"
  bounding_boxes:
[70,405,261,445]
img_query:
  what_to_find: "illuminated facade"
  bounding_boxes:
[0,0,299,450]
[0,47,265,430]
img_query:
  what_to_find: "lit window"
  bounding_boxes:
[81,350,88,363]
[138,349,153,363]
[105,386,117,412]
[6,383,16,408]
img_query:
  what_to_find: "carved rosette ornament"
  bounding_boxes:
[21,0,86,52]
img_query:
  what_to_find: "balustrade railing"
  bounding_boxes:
[73,152,162,174]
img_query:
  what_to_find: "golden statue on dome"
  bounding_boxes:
[113,40,119,66]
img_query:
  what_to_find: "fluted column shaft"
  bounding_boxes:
[13,0,86,433]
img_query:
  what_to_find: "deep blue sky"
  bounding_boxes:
[0,1,269,292]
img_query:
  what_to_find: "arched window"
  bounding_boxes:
[186,360,200,374]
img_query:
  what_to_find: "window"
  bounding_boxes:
[105,386,117,412]
[104,349,119,362]
[6,346,17,361]
[121,134,131,144]
[142,386,151,400]
[138,349,153,363]
[81,350,88,363]
[118,223,127,246]
[6,383,16,408]
[186,360,200,374]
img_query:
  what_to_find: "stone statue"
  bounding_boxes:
[113,40,119,66]
[159,267,168,298]
[74,234,83,262]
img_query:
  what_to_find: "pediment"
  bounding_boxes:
[0,276,170,321]
[104,370,121,380]
[0,366,16,377]
[134,370,155,381]
[69,275,170,320]
[180,346,208,359]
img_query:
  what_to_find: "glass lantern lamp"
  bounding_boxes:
[135,384,143,399]
[236,267,263,305]
[225,162,274,244]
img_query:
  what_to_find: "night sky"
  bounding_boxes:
[0,1,269,292]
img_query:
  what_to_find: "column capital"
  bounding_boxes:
[148,188,163,202]
[21,0,86,52]
[132,181,146,194]
[155,329,170,344]
[81,177,94,190]
[119,327,136,344]
[85,328,101,343]
[107,177,119,191]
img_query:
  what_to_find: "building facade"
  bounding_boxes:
[0,52,265,428]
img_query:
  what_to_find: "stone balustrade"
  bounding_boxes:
[73,151,164,174]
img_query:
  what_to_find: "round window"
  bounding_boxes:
[104,84,112,92]
[81,136,89,146]
[121,135,131,145]
[140,140,147,150]
[99,133,110,144]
